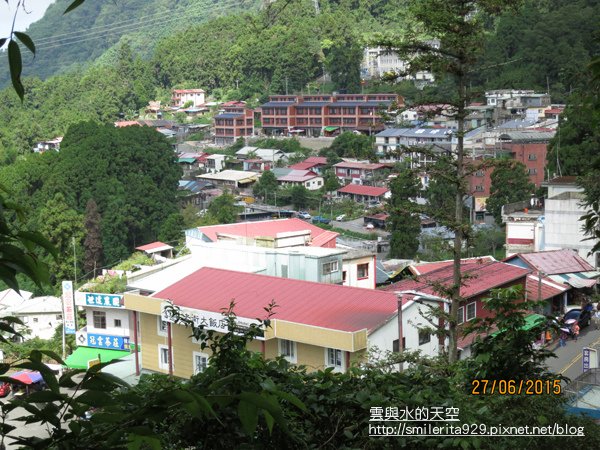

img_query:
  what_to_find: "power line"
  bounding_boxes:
[0,0,253,57]
[32,0,248,44]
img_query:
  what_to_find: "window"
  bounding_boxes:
[326,348,344,370]
[475,171,484,177]
[281,264,288,278]
[528,154,537,160]
[193,352,208,374]
[357,263,369,279]
[457,307,464,325]
[392,338,406,352]
[418,329,431,346]
[56,314,62,320]
[158,345,170,371]
[466,302,476,321]
[114,319,122,328]
[528,168,537,175]
[322,261,339,275]
[93,311,106,329]
[158,317,168,336]
[279,339,297,363]
[342,271,347,282]
[475,185,484,192]
[33,317,39,323]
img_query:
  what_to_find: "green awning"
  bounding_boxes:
[65,346,130,369]
[324,126,339,132]
[178,157,196,164]
[491,314,546,337]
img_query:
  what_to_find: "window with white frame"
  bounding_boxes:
[279,339,297,363]
[157,317,168,336]
[93,311,106,329]
[114,319,122,328]
[193,352,208,374]
[158,345,170,371]
[325,348,344,371]
[457,306,464,325]
[322,261,339,275]
[466,302,476,321]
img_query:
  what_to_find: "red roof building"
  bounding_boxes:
[194,218,338,248]
[154,267,397,333]
[337,184,390,203]
[334,161,388,182]
[410,256,496,276]
[505,249,594,275]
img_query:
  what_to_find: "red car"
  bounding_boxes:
[0,382,11,397]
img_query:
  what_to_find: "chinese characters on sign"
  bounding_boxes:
[85,293,123,308]
[583,347,597,373]
[87,333,129,350]
[62,281,76,335]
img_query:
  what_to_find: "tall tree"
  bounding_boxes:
[289,185,309,210]
[253,170,279,201]
[83,199,103,278]
[376,0,522,362]
[207,193,241,224]
[388,168,421,259]
[486,160,535,225]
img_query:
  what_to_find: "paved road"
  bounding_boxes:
[544,323,600,382]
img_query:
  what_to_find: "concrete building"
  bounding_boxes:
[336,184,390,203]
[375,128,452,165]
[214,106,254,145]
[3,295,63,341]
[362,46,435,84]
[171,89,205,108]
[197,170,258,189]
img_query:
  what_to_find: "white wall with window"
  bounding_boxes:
[368,297,448,363]
[279,339,297,363]
[342,256,375,289]
[85,308,130,337]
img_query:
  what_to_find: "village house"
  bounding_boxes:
[178,179,219,210]
[205,154,226,173]
[288,156,329,175]
[381,258,532,359]
[171,89,206,108]
[337,184,390,203]
[197,170,258,190]
[272,168,324,190]
[123,267,401,378]
[0,290,63,341]
[375,128,452,165]
[33,136,62,153]
[333,161,388,184]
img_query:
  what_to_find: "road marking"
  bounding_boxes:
[559,333,600,374]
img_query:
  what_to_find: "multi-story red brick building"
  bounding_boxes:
[259,93,403,137]
[213,105,254,146]
[468,130,555,222]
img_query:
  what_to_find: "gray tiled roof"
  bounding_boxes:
[376,127,453,138]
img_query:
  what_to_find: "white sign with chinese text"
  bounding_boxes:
[62,281,77,334]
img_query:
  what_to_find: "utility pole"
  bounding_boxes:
[72,237,77,288]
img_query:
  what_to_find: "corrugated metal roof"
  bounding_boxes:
[260,101,295,107]
[508,249,594,275]
[304,156,328,165]
[136,241,173,252]
[214,113,244,119]
[376,127,452,138]
[526,275,568,300]
[196,218,338,247]
[337,184,389,197]
[411,257,496,276]
[334,162,386,170]
[153,267,398,332]
[383,261,530,299]
[499,131,555,142]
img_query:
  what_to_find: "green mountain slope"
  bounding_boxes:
[0,0,260,86]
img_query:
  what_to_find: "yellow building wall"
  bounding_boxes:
[272,320,357,352]
[137,312,366,378]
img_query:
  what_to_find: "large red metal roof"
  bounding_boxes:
[411,257,496,276]
[334,162,386,170]
[135,241,173,252]
[383,261,530,299]
[525,275,568,301]
[153,267,398,332]
[506,249,593,275]
[337,184,389,197]
[196,218,338,247]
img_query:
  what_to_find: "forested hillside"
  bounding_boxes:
[0,0,260,85]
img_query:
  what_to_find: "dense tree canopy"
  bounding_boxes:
[387,167,421,258]
[487,160,535,225]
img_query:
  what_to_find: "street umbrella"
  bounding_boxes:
[565,319,577,325]
[10,371,43,385]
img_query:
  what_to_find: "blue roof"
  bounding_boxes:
[178,180,214,193]
[261,101,295,107]
[296,101,331,107]
[215,113,244,119]
[376,127,452,138]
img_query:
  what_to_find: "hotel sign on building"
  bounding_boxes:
[161,302,264,339]
[79,293,124,308]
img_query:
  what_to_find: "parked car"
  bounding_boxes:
[0,382,11,398]
[312,216,331,225]
[335,214,346,222]
[298,211,311,220]
[562,307,592,330]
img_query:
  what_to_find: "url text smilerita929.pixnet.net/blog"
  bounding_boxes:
[368,406,585,437]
